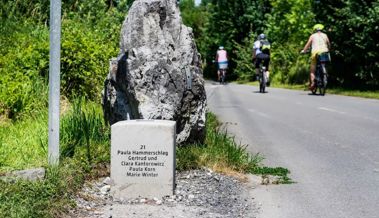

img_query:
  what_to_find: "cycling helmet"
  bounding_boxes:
[258,33,266,40]
[313,24,324,31]
[219,46,224,50]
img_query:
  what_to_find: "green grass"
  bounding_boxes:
[238,80,379,99]
[0,159,87,218]
[0,99,110,217]
[176,112,262,173]
[0,112,48,172]
[177,112,291,182]
[0,99,110,173]
[326,88,379,99]
[60,99,110,164]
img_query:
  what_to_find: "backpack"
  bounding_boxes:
[260,40,271,54]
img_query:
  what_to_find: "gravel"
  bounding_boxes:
[69,168,260,218]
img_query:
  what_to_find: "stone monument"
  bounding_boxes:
[110,120,176,199]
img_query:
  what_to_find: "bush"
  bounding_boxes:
[60,15,120,100]
[0,21,49,119]
[233,36,256,82]
[270,44,309,85]
[0,9,122,119]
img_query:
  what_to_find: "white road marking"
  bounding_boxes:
[318,107,346,115]
[318,107,379,122]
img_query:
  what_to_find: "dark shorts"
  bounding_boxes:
[255,53,270,70]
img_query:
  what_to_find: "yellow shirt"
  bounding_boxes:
[311,32,329,54]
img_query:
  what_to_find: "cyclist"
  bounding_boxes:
[301,24,331,91]
[215,46,228,82]
[253,34,271,85]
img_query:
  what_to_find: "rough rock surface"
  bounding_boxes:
[69,169,259,218]
[102,0,206,144]
[1,167,45,182]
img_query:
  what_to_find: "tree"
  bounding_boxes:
[314,0,379,87]
[201,0,270,78]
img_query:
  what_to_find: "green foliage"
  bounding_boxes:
[233,36,256,82]
[251,166,292,184]
[322,87,379,99]
[201,0,269,78]
[61,17,119,99]
[314,0,379,87]
[250,166,289,177]
[60,99,110,164]
[1,0,128,23]
[263,0,314,85]
[0,0,50,22]
[0,99,109,173]
[0,159,86,218]
[0,21,49,119]
[176,112,262,173]
[0,99,109,216]
[0,1,123,119]
[181,0,378,89]
[266,0,314,45]
[176,112,291,183]
[0,112,48,172]
[270,44,309,84]
[180,0,210,58]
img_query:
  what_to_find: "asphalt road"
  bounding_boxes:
[206,82,379,218]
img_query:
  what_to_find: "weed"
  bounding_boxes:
[177,112,263,174]
[60,98,110,164]
[177,112,291,183]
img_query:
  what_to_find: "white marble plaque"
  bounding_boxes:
[110,120,176,199]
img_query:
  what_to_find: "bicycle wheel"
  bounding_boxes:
[260,73,266,93]
[221,72,226,84]
[320,74,327,96]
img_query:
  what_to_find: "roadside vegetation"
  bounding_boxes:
[241,81,379,100]
[0,100,110,217]
[0,1,126,216]
[24,0,379,217]
[177,112,291,182]
[1,107,290,217]
[180,0,379,92]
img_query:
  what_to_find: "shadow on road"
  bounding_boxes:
[307,93,325,96]
[253,91,268,94]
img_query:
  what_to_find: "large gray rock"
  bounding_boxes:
[102,0,206,144]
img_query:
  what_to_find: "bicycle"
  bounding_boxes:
[301,51,330,96]
[312,52,330,96]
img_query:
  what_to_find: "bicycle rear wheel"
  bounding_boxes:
[320,74,327,96]
[260,74,266,93]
